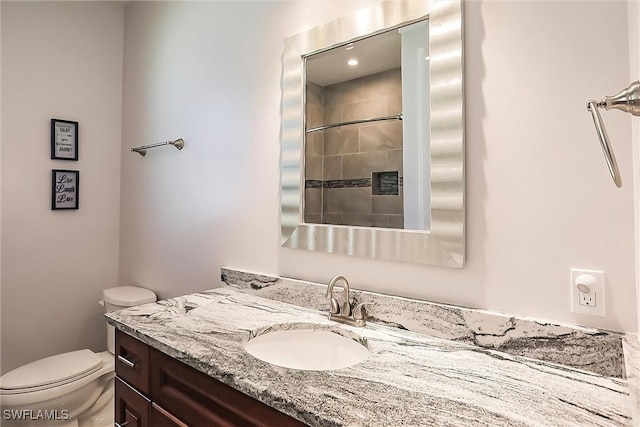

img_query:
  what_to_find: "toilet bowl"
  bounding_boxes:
[0,286,156,427]
[0,351,114,427]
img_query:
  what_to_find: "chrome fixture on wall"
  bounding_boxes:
[306,114,403,134]
[587,81,639,187]
[131,138,185,157]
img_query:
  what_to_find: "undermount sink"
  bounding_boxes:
[243,326,369,371]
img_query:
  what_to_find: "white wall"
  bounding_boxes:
[630,0,640,336]
[119,1,636,332]
[119,1,379,298]
[1,2,124,374]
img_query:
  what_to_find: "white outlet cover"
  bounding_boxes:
[570,268,605,317]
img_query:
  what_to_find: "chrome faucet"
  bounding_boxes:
[326,275,367,327]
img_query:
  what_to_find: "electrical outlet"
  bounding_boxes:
[578,290,595,307]
[570,268,605,317]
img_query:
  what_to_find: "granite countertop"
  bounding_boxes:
[106,288,634,426]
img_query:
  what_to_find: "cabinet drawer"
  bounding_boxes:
[115,377,150,427]
[115,329,150,395]
[150,348,306,427]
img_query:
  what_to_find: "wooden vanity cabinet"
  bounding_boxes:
[150,403,188,427]
[114,329,306,427]
[114,377,149,427]
[114,330,150,427]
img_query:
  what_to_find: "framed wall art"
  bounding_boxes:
[51,119,78,160]
[51,169,79,210]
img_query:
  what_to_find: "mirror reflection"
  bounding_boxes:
[304,21,429,230]
[281,0,464,267]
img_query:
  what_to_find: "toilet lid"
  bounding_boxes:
[103,286,156,306]
[0,349,102,392]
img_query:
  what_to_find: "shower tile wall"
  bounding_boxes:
[304,81,324,225]
[304,68,403,229]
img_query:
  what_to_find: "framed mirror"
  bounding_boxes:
[280,0,464,267]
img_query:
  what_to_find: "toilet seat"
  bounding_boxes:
[0,349,103,395]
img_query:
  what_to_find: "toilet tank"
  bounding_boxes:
[102,286,157,354]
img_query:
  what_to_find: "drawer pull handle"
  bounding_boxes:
[117,355,137,368]
[115,422,129,427]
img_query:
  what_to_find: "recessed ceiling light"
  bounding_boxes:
[348,59,358,66]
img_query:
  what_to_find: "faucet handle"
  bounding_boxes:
[340,301,351,317]
[328,297,340,314]
[352,302,369,320]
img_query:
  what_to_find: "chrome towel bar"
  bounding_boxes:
[306,114,402,133]
[587,81,639,188]
[131,138,185,157]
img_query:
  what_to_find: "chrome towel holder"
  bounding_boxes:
[587,81,639,188]
[131,138,185,157]
[306,114,403,134]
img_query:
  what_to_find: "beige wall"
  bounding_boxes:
[119,1,636,333]
[1,1,124,374]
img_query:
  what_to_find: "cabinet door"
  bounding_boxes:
[150,403,188,427]
[150,348,306,427]
[115,377,150,427]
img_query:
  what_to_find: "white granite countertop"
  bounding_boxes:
[106,288,634,426]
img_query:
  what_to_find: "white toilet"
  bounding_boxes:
[0,286,156,427]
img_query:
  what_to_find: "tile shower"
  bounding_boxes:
[305,68,404,228]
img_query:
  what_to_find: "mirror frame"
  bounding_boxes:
[280,0,465,267]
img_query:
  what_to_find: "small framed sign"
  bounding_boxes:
[51,119,78,160]
[52,169,79,210]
